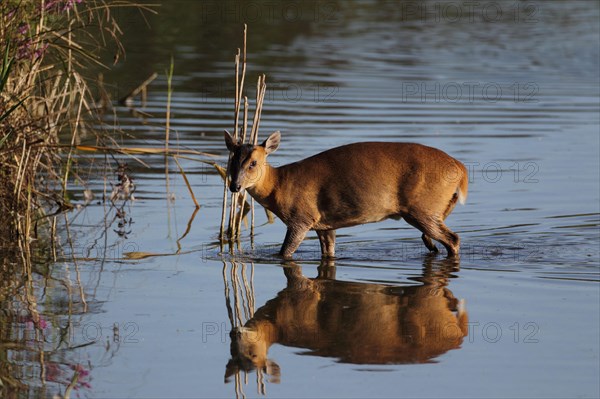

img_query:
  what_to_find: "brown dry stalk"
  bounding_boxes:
[119,72,158,106]
[220,25,272,244]
[1,1,157,241]
[221,25,244,241]
[173,156,200,208]
[233,79,267,239]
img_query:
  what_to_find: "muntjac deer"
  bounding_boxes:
[224,131,468,258]
[225,259,468,381]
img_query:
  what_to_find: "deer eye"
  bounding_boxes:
[249,160,257,169]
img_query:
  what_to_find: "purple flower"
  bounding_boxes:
[24,315,48,330]
[71,364,90,378]
[71,363,92,390]
[38,317,49,329]
[63,0,84,11]
[16,39,33,61]
[17,23,29,35]
[44,0,60,11]
[33,43,49,60]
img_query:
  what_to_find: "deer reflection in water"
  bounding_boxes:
[223,256,468,391]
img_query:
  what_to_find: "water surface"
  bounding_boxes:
[1,1,598,398]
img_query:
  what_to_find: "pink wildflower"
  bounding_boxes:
[71,363,90,378]
[63,0,84,11]
[33,43,49,60]
[17,23,28,35]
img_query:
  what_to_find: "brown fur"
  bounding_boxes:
[225,258,468,381]
[225,131,468,258]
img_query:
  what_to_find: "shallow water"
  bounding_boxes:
[1,1,599,398]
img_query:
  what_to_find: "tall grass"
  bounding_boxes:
[0,0,153,243]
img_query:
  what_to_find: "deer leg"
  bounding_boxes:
[405,214,460,258]
[434,221,461,257]
[317,258,337,279]
[421,234,439,253]
[416,194,459,254]
[279,226,309,259]
[316,229,336,258]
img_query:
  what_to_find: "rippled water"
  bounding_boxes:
[1,1,599,398]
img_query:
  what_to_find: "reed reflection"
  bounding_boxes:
[0,227,122,397]
[224,256,468,390]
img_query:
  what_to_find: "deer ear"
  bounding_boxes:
[224,130,239,152]
[261,131,280,155]
[224,359,239,383]
[265,359,281,383]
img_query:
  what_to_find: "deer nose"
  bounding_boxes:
[230,182,241,192]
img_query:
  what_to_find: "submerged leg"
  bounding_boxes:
[421,234,439,253]
[279,226,309,259]
[316,230,336,258]
[434,221,460,257]
[405,213,460,258]
[317,258,337,279]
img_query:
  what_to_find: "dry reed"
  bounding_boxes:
[220,25,269,244]
[0,1,156,243]
[223,260,262,398]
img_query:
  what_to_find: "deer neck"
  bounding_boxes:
[247,163,278,206]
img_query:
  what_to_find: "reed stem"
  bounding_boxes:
[222,24,269,245]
